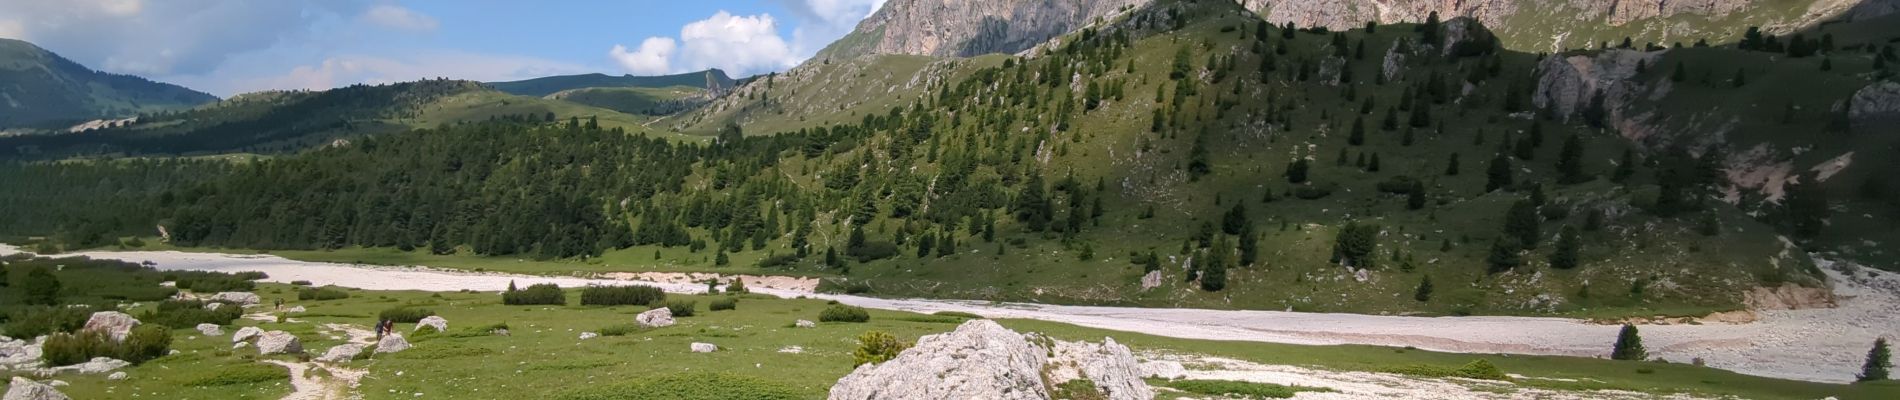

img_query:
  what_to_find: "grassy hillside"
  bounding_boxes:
[0,38,217,128]
[546,85,706,115]
[488,69,736,97]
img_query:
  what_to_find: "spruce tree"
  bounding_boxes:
[507,280,517,292]
[1201,236,1230,291]
[1238,223,1260,266]
[1860,338,1892,382]
[1504,199,1543,248]
[1785,180,1831,238]
[1612,148,1637,183]
[1407,180,1428,210]
[1486,153,1514,192]
[1445,153,1461,176]
[1612,325,1648,360]
[1415,275,1434,302]
[1368,153,1382,172]
[1551,227,1581,269]
[1349,117,1367,145]
[1557,134,1587,184]
[1486,237,1522,273]
[1222,203,1249,235]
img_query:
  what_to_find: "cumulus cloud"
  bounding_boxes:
[361,4,438,32]
[775,0,886,55]
[608,11,801,77]
[0,0,366,76]
[176,51,590,95]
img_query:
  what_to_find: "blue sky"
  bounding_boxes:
[0,0,886,96]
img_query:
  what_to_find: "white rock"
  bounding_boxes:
[105,372,127,381]
[778,346,804,354]
[0,337,41,371]
[1044,337,1152,400]
[316,344,364,363]
[1137,361,1186,379]
[48,357,128,374]
[1140,269,1163,290]
[232,342,250,350]
[203,302,224,311]
[578,332,599,340]
[195,323,223,336]
[794,319,816,328]
[209,292,260,305]
[232,326,264,343]
[4,377,69,400]
[376,334,411,354]
[284,306,306,313]
[413,316,448,333]
[690,342,718,353]
[636,307,675,328]
[255,331,302,354]
[829,320,1048,400]
[80,312,140,342]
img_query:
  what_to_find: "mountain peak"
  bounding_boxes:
[812,0,1160,62]
[0,38,216,128]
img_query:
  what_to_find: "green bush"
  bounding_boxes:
[40,324,172,366]
[503,283,566,305]
[553,372,802,400]
[378,307,436,323]
[139,300,243,328]
[289,280,313,286]
[118,324,172,363]
[819,305,870,323]
[297,286,351,301]
[852,330,910,366]
[1457,359,1507,380]
[580,285,665,306]
[932,311,983,319]
[709,297,737,311]
[1158,379,1328,398]
[755,253,798,268]
[4,305,95,338]
[598,324,641,336]
[663,300,696,317]
[173,275,255,292]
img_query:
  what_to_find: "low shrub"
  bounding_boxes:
[1382,359,1509,381]
[232,271,269,280]
[709,297,737,311]
[1457,359,1507,380]
[4,305,95,338]
[848,242,899,262]
[139,300,243,328]
[290,280,313,286]
[580,285,665,306]
[663,300,696,317]
[852,330,910,366]
[819,305,870,323]
[725,280,747,293]
[553,372,802,400]
[41,324,172,366]
[378,307,435,323]
[1158,379,1329,398]
[173,275,255,292]
[932,311,983,319]
[598,324,641,336]
[817,279,871,294]
[503,283,566,305]
[297,286,351,301]
[755,253,798,268]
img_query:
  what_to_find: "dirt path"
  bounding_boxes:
[5,244,1892,383]
[262,359,364,400]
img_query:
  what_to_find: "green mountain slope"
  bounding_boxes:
[488,70,736,97]
[547,86,707,116]
[0,38,217,128]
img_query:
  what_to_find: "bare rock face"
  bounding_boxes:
[1044,337,1153,400]
[255,331,302,354]
[1849,81,1900,127]
[1745,283,1838,310]
[81,312,140,342]
[376,333,411,354]
[3,377,69,400]
[829,320,1049,400]
[636,307,675,328]
[0,337,41,371]
[815,0,1153,61]
[1139,270,1163,290]
[1533,49,1663,139]
[209,292,260,305]
[690,342,719,353]
[315,344,364,363]
[195,323,223,336]
[414,316,448,333]
[231,326,264,344]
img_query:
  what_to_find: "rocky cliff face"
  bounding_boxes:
[813,0,1154,61]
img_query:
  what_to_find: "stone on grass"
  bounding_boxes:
[209,292,260,305]
[316,344,364,363]
[636,308,674,328]
[828,320,1152,400]
[284,306,306,313]
[195,323,223,336]
[1137,361,1186,379]
[232,326,264,344]
[80,312,141,342]
[578,332,598,340]
[48,357,127,374]
[413,316,447,333]
[3,376,69,400]
[376,334,411,354]
[794,319,816,328]
[690,343,718,353]
[256,331,302,354]
[105,372,126,381]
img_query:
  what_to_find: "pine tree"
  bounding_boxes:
[1408,181,1428,210]
[1486,153,1514,192]
[1557,134,1587,184]
[1368,153,1382,172]
[1785,180,1830,238]
[507,280,517,292]
[1860,338,1892,382]
[1445,153,1460,176]
[1612,148,1637,183]
[1551,227,1581,269]
[1612,325,1648,360]
[1504,199,1543,248]
[715,250,730,266]
[1414,275,1434,302]
[1671,62,1687,82]
[1238,223,1260,266]
[1285,159,1311,183]
[1486,237,1522,273]
[1222,203,1249,235]
[1201,236,1230,291]
[1349,117,1367,145]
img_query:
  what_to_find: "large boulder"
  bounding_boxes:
[195,324,223,336]
[578,332,599,340]
[1045,337,1152,400]
[3,377,69,400]
[315,344,364,363]
[209,292,260,305]
[635,308,674,328]
[829,320,1050,400]
[376,334,411,354]
[80,312,141,342]
[690,343,718,353]
[0,337,41,371]
[413,316,448,333]
[1850,81,1900,127]
[255,331,302,354]
[231,326,264,344]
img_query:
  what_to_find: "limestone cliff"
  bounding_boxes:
[812,0,1154,61]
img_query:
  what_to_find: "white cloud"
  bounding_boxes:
[607,11,806,77]
[609,37,676,76]
[0,0,366,76]
[776,0,886,55]
[361,4,438,32]
[177,51,590,95]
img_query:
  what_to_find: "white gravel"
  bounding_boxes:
[5,245,1892,384]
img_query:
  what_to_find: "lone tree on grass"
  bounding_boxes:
[1611,324,1647,360]
[1861,338,1892,382]
[1414,275,1434,302]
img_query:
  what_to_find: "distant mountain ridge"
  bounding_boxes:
[488,69,736,97]
[0,38,217,128]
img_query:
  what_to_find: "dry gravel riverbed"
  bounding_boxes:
[4,244,1892,384]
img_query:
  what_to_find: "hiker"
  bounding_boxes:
[274,298,283,311]
[375,319,387,339]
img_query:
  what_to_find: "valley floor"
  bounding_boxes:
[5,244,1894,386]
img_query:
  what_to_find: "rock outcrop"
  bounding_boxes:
[316,344,364,363]
[80,312,140,342]
[1745,283,1837,310]
[47,357,127,374]
[376,334,411,354]
[1849,81,1900,127]
[195,323,223,336]
[1137,361,1187,379]
[3,377,69,400]
[636,308,675,328]
[829,320,1151,400]
[209,292,260,305]
[232,326,264,344]
[414,316,448,333]
[814,0,1152,61]
[256,331,302,354]
[0,337,40,372]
